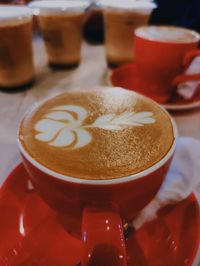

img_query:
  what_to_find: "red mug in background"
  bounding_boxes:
[134,26,200,103]
[17,88,178,265]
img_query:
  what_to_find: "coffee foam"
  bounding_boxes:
[29,0,89,16]
[136,26,200,43]
[19,87,174,180]
[0,6,33,26]
[100,0,156,14]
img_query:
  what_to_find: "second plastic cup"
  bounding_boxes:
[29,0,89,69]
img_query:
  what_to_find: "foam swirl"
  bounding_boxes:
[34,105,155,149]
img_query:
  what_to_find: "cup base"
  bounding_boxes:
[49,62,80,71]
[110,63,172,104]
[0,79,35,93]
[1,163,199,266]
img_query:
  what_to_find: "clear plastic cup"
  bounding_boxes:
[0,6,35,90]
[29,0,89,69]
[100,0,156,67]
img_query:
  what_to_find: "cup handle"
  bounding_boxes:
[81,205,127,266]
[183,49,200,67]
[172,49,200,87]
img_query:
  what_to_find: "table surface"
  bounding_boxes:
[0,36,200,264]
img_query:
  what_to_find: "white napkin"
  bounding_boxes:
[132,137,200,230]
[177,56,200,99]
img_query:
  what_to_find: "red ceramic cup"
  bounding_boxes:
[18,111,178,266]
[134,26,200,102]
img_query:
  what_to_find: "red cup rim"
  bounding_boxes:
[135,26,200,45]
[17,92,178,185]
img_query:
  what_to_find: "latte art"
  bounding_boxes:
[19,87,174,180]
[34,105,91,149]
[34,105,155,149]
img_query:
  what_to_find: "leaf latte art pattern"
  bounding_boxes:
[34,105,156,149]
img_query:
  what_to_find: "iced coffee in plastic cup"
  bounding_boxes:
[29,0,89,69]
[0,6,35,90]
[101,0,156,67]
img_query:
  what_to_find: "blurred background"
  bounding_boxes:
[0,0,200,45]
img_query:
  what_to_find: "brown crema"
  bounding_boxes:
[19,87,174,180]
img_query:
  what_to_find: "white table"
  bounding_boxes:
[0,37,200,265]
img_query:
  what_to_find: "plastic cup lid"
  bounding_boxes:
[0,5,33,25]
[100,0,156,12]
[29,0,89,15]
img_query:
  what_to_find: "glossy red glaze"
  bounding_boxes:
[21,154,172,235]
[82,206,126,266]
[111,64,200,105]
[0,163,199,266]
[20,151,172,266]
[134,33,200,101]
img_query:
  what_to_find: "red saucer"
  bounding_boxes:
[110,64,200,108]
[0,163,199,266]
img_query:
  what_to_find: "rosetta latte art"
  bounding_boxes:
[34,105,156,149]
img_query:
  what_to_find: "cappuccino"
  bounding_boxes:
[101,0,156,66]
[19,87,174,180]
[29,1,88,68]
[0,6,35,89]
[135,26,200,43]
